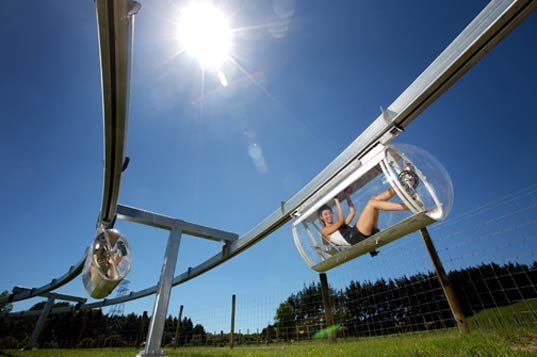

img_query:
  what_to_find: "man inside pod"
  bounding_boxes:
[317,187,410,249]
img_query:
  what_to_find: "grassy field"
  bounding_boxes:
[3,301,537,356]
[2,328,537,356]
[467,298,537,330]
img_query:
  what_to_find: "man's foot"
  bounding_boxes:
[369,250,379,257]
[398,168,420,200]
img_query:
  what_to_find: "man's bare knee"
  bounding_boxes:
[367,198,379,208]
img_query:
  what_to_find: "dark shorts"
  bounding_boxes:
[340,226,380,245]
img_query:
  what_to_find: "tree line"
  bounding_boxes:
[1,260,536,348]
[0,307,206,349]
[267,261,537,341]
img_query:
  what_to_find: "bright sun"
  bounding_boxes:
[177,2,232,69]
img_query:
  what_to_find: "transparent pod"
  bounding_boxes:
[82,229,132,298]
[291,143,453,271]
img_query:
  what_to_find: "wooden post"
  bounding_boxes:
[319,273,337,342]
[136,311,148,348]
[75,310,87,347]
[220,330,224,347]
[173,304,184,349]
[230,294,236,348]
[420,228,469,335]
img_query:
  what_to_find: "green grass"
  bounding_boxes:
[4,302,537,356]
[467,298,537,330]
[3,328,537,356]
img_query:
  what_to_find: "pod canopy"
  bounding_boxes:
[291,143,453,271]
[82,229,132,299]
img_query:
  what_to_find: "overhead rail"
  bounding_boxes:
[96,0,140,228]
[1,0,535,314]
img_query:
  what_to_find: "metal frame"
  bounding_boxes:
[1,0,535,333]
[140,228,182,357]
[16,289,87,350]
[113,205,237,357]
[22,297,54,350]
[95,0,140,229]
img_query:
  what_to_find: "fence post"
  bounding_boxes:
[319,273,337,342]
[230,294,236,348]
[75,310,87,347]
[173,305,183,349]
[419,228,469,335]
[137,311,148,348]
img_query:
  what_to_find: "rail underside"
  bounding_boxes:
[1,0,536,313]
[312,212,435,273]
[97,0,135,228]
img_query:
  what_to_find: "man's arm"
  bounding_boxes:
[345,193,355,225]
[322,198,345,237]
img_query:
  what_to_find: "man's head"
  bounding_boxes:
[317,204,333,226]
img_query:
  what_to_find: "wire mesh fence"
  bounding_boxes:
[1,186,537,349]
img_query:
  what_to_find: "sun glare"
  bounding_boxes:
[177,2,232,69]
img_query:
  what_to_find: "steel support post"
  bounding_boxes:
[230,294,236,348]
[319,273,336,342]
[173,304,183,349]
[23,296,55,350]
[139,228,182,357]
[419,228,469,335]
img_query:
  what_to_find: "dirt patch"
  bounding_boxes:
[511,344,537,353]
[511,333,537,353]
[520,333,537,340]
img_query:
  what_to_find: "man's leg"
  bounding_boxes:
[356,199,407,235]
[372,188,397,201]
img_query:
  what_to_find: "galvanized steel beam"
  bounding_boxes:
[12,287,87,304]
[117,204,239,243]
[96,0,140,228]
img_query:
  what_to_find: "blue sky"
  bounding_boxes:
[1,0,536,333]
